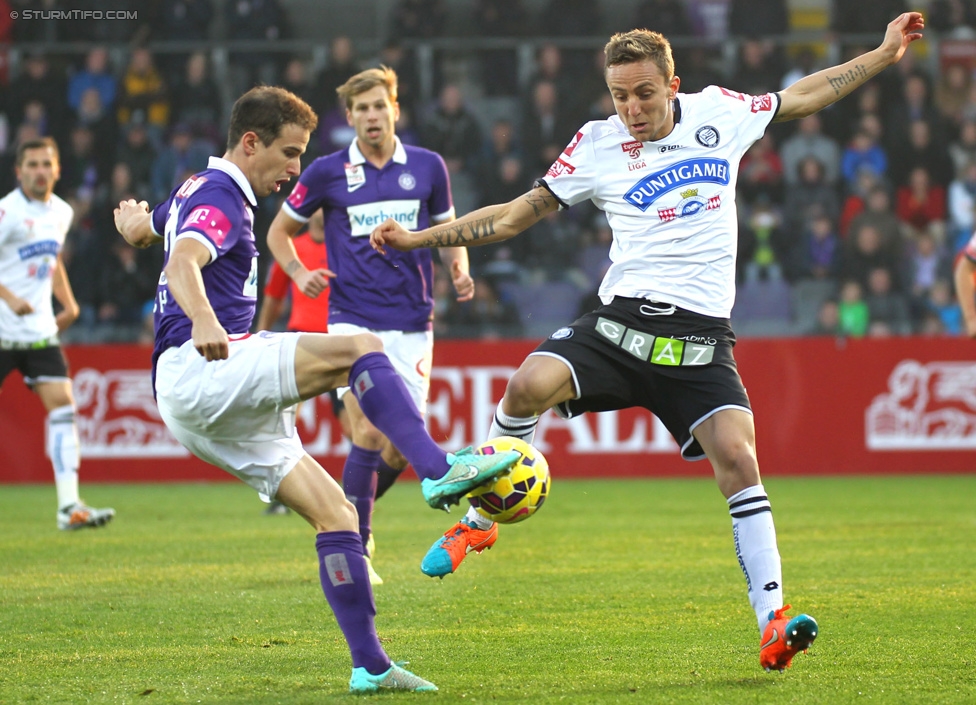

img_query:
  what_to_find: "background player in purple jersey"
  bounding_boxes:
[372,14,925,673]
[113,85,519,695]
[266,67,474,585]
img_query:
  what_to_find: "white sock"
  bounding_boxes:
[489,401,540,444]
[728,484,783,633]
[46,404,81,510]
[463,402,541,530]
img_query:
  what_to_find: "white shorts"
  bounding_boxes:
[155,332,304,499]
[328,323,433,412]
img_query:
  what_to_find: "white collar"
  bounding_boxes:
[347,136,407,166]
[207,156,258,206]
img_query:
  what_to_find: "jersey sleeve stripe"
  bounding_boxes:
[281,201,310,224]
[175,230,218,263]
[431,206,456,224]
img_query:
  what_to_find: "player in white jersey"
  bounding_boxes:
[372,14,926,672]
[0,137,115,531]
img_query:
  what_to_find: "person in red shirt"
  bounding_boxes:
[256,209,351,515]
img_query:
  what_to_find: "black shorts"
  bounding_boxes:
[534,297,751,460]
[0,345,70,388]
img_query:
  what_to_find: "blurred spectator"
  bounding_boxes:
[842,222,902,290]
[158,0,215,41]
[934,62,972,134]
[151,123,212,203]
[59,126,101,202]
[633,0,694,39]
[729,0,789,37]
[865,266,912,334]
[928,0,976,35]
[841,129,888,190]
[678,47,724,94]
[739,197,787,282]
[422,84,482,177]
[948,119,976,177]
[527,45,578,120]
[6,53,68,141]
[791,209,841,282]
[115,123,157,198]
[523,210,585,282]
[895,166,947,239]
[74,87,118,169]
[888,119,953,188]
[522,80,576,176]
[314,37,360,114]
[316,97,357,155]
[97,240,159,330]
[170,52,222,143]
[780,46,819,91]
[837,280,869,337]
[538,0,600,37]
[885,73,944,156]
[927,278,963,334]
[225,0,288,89]
[281,58,316,111]
[474,0,528,97]
[813,298,842,335]
[67,48,117,114]
[906,229,952,322]
[737,134,783,205]
[830,0,909,33]
[824,79,883,145]
[780,113,841,186]
[783,157,841,236]
[117,48,170,133]
[391,0,447,38]
[846,185,903,257]
[441,276,523,340]
[395,105,421,147]
[371,40,420,114]
[947,159,976,247]
[480,118,521,175]
[731,39,782,97]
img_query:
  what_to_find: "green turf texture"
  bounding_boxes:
[1,476,974,704]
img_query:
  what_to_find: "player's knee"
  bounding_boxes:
[714,442,760,492]
[502,372,547,416]
[350,332,384,358]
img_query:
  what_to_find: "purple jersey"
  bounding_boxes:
[282,137,454,332]
[149,157,260,372]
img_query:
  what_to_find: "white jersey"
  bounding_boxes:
[538,86,779,318]
[0,188,73,342]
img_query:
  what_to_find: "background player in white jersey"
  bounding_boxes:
[266,67,473,584]
[114,86,518,694]
[0,137,115,531]
[372,13,926,672]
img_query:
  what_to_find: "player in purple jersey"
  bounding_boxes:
[266,67,474,585]
[114,85,518,695]
[372,15,925,673]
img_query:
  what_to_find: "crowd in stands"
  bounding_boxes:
[3,0,976,341]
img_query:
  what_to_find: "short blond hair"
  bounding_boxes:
[604,29,674,80]
[337,66,398,110]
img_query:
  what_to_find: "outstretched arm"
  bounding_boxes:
[371,186,560,253]
[955,255,976,338]
[775,12,924,122]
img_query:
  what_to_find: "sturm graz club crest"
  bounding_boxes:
[695,125,720,148]
[549,327,574,340]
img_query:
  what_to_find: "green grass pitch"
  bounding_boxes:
[1,476,975,704]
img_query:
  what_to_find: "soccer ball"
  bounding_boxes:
[466,436,550,524]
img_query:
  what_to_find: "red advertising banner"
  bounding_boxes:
[1,338,975,483]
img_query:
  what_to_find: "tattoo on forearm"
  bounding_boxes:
[420,216,497,247]
[284,260,302,276]
[826,64,868,96]
[526,191,554,217]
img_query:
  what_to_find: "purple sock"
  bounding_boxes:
[349,352,448,481]
[316,530,390,674]
[342,445,380,552]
